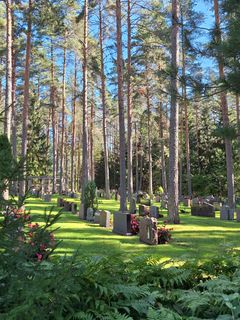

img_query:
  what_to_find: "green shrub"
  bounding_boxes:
[83,181,98,212]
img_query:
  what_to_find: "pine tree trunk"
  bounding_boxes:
[51,43,57,193]
[71,56,77,192]
[90,87,95,181]
[168,0,180,224]
[19,0,32,196]
[236,95,240,161]
[99,0,110,198]
[12,3,17,161]
[59,46,66,193]
[159,103,167,194]
[81,0,90,203]
[5,0,13,141]
[127,0,133,202]
[146,86,153,196]
[214,0,235,208]
[139,134,143,191]
[116,0,127,212]
[182,25,192,197]
[135,123,139,192]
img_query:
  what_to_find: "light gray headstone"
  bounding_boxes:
[94,211,101,224]
[100,210,111,227]
[86,208,94,222]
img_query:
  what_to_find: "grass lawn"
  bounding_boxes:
[25,195,240,262]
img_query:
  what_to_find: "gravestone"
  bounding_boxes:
[113,212,132,235]
[57,197,64,207]
[139,216,158,245]
[86,208,94,222]
[155,195,161,202]
[191,205,215,217]
[43,194,52,202]
[130,198,136,213]
[71,203,77,214]
[94,211,101,224]
[150,206,160,219]
[220,206,234,220]
[139,204,149,216]
[236,208,240,222]
[64,201,72,212]
[100,210,111,228]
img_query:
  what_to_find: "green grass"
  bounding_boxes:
[24,195,240,262]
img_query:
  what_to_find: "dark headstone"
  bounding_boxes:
[43,194,52,202]
[220,206,234,220]
[139,217,158,245]
[100,210,111,227]
[57,197,64,207]
[64,201,72,212]
[113,212,132,236]
[191,205,215,217]
[150,206,160,219]
[71,203,77,214]
[139,204,149,216]
[236,208,240,222]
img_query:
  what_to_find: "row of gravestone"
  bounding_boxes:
[138,205,162,219]
[57,197,77,214]
[86,208,111,228]
[191,204,240,221]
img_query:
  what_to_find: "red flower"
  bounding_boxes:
[36,253,43,261]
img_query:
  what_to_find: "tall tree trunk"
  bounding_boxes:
[12,2,17,160]
[89,86,95,181]
[99,0,110,198]
[127,0,133,202]
[5,0,13,141]
[135,122,139,192]
[139,134,143,191]
[64,120,69,190]
[236,95,240,161]
[214,0,235,208]
[51,43,57,193]
[19,0,32,196]
[116,0,126,212]
[71,55,77,192]
[181,22,192,197]
[159,102,167,193]
[59,46,66,193]
[168,0,180,224]
[81,0,90,204]
[146,86,153,196]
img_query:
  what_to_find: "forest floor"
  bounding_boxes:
[25,195,240,262]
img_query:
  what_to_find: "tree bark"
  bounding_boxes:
[181,22,192,196]
[168,0,180,224]
[50,43,57,193]
[59,45,66,193]
[5,0,13,141]
[99,0,110,199]
[159,102,167,194]
[236,95,240,161]
[213,0,235,208]
[116,0,127,212]
[146,86,153,196]
[71,55,77,192]
[135,122,139,192]
[19,0,32,196]
[90,86,95,181]
[127,0,133,202]
[81,0,90,203]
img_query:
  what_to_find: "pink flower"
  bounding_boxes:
[36,253,43,261]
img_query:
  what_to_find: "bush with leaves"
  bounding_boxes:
[83,181,98,212]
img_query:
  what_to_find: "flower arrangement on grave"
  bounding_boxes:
[130,214,140,235]
[157,225,173,244]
